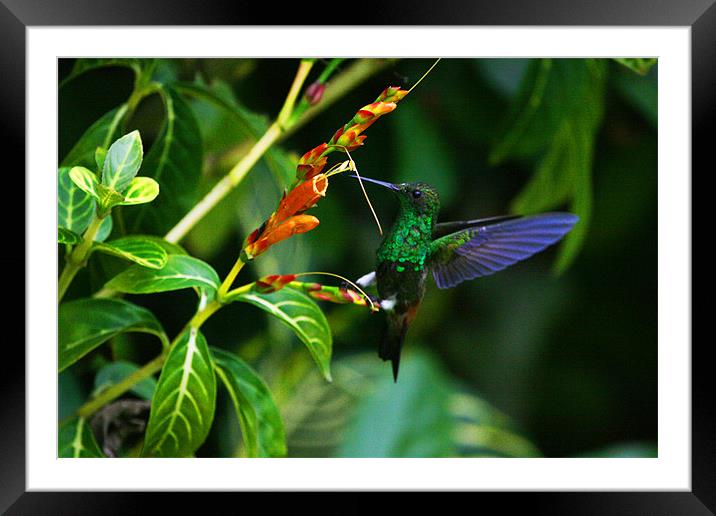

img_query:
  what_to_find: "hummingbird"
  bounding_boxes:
[351,175,578,381]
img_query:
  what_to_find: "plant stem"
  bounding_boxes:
[224,282,254,300]
[164,122,283,244]
[217,257,245,300]
[276,59,314,128]
[58,216,105,302]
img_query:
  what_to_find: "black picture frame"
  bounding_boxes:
[3,1,706,513]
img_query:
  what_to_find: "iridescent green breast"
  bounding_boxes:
[377,213,434,271]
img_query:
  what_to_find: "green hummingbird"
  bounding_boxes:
[351,175,578,381]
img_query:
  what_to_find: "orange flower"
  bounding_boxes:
[243,174,329,260]
[243,215,320,260]
[272,174,328,224]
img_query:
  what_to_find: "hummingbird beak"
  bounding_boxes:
[349,174,399,192]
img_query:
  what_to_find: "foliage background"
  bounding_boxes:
[58,58,657,458]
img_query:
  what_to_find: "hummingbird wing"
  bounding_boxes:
[432,215,522,240]
[428,213,579,289]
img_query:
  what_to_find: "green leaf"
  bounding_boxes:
[94,214,113,242]
[142,328,216,457]
[104,255,219,295]
[94,236,169,269]
[58,218,111,245]
[489,59,554,163]
[499,59,607,272]
[62,105,129,170]
[211,347,286,458]
[59,298,167,372]
[229,287,332,381]
[552,118,594,273]
[490,59,605,163]
[134,235,189,256]
[127,86,203,234]
[58,167,95,235]
[119,176,159,205]
[101,130,144,193]
[58,227,82,245]
[59,369,88,420]
[59,417,104,458]
[68,166,100,201]
[93,360,157,400]
[613,58,657,76]
[510,123,575,214]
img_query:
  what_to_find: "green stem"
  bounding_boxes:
[276,59,314,128]
[217,257,246,300]
[224,282,254,300]
[164,122,282,244]
[287,58,345,126]
[58,215,105,302]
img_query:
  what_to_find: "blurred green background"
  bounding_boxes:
[59,58,657,458]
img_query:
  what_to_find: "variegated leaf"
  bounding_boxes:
[94,236,168,269]
[105,255,219,295]
[101,130,143,193]
[229,287,332,381]
[58,167,95,235]
[94,214,113,242]
[59,298,168,372]
[58,227,82,245]
[142,328,216,457]
[58,416,104,458]
[69,166,100,201]
[119,176,159,205]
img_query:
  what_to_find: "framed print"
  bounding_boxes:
[4,0,708,512]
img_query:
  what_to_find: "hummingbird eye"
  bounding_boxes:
[412,189,422,199]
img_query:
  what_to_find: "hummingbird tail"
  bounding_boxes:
[379,318,409,382]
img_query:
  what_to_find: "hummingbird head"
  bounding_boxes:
[350,176,441,217]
